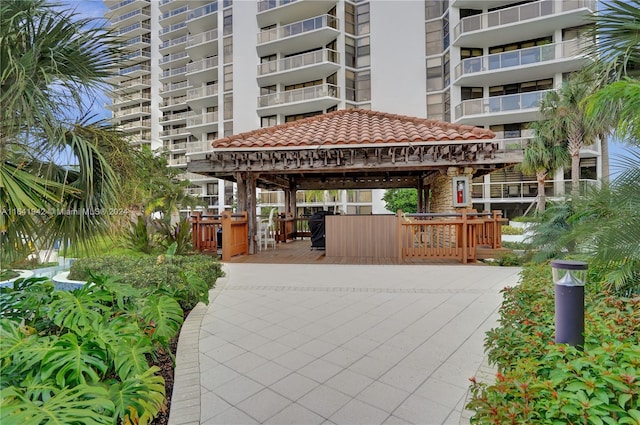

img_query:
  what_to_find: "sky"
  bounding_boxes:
[58,0,633,177]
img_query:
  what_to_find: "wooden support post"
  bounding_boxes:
[493,210,503,249]
[417,179,424,213]
[221,211,231,261]
[247,174,257,254]
[461,210,468,264]
[397,210,404,262]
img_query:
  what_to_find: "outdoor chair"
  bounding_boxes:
[258,208,276,251]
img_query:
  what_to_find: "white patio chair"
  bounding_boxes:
[257,208,276,251]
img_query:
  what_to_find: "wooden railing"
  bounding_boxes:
[190,211,249,261]
[398,210,504,264]
[274,214,310,242]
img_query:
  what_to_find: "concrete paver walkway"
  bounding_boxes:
[169,263,521,425]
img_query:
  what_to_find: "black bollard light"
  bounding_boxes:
[551,259,588,348]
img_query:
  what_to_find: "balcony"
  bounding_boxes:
[256,14,340,57]
[454,39,594,86]
[121,35,150,50]
[168,142,187,152]
[161,111,189,123]
[187,2,218,33]
[159,21,187,40]
[181,172,211,182]
[116,21,150,38]
[454,90,550,126]
[121,48,151,64]
[107,0,149,15]
[257,84,339,116]
[159,51,189,66]
[168,157,188,167]
[256,0,330,29]
[160,66,187,81]
[186,57,219,84]
[161,128,191,138]
[187,84,219,109]
[162,80,190,94]
[186,140,215,155]
[159,35,187,54]
[160,95,188,110]
[187,112,218,133]
[471,179,598,203]
[118,63,150,78]
[119,119,151,131]
[160,5,187,25]
[114,76,151,93]
[186,29,219,58]
[257,49,340,86]
[112,105,151,120]
[453,0,596,48]
[109,91,151,107]
[109,7,150,27]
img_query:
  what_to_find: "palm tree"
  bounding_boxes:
[0,0,121,264]
[519,121,569,213]
[537,71,603,197]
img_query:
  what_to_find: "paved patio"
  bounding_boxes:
[168,263,521,425]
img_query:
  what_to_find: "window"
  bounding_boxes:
[461,87,483,101]
[223,121,233,137]
[261,85,276,96]
[426,0,448,20]
[356,3,370,35]
[223,8,232,35]
[207,182,218,196]
[345,3,355,34]
[223,36,233,64]
[427,93,444,120]
[356,37,370,67]
[356,70,371,101]
[284,111,322,122]
[261,115,276,127]
[427,56,443,91]
[285,79,322,91]
[345,37,356,68]
[224,180,234,206]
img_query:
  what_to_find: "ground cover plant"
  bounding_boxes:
[0,275,186,424]
[68,252,222,311]
[466,263,640,424]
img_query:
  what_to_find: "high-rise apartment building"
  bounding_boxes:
[104,0,600,219]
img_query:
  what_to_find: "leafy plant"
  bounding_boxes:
[156,216,193,255]
[501,225,524,235]
[0,276,185,424]
[467,263,640,424]
[124,216,156,254]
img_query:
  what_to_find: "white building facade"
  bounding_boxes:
[104,0,600,219]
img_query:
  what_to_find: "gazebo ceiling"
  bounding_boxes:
[188,109,521,190]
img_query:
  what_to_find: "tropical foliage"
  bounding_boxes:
[382,189,418,214]
[0,0,123,265]
[0,276,185,424]
[467,263,640,424]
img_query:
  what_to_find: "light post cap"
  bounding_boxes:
[551,259,588,271]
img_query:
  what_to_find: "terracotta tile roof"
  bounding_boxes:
[213,109,495,149]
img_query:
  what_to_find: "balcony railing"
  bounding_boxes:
[118,21,150,36]
[161,111,189,122]
[159,22,187,36]
[119,120,151,129]
[187,112,218,127]
[161,128,190,137]
[455,90,551,120]
[114,105,150,117]
[119,64,150,76]
[258,49,338,75]
[160,51,189,65]
[109,0,140,11]
[187,56,219,73]
[257,0,297,12]
[258,84,338,107]
[168,142,187,151]
[187,84,219,101]
[160,35,187,50]
[161,66,187,78]
[168,157,188,166]
[454,40,587,79]
[188,2,218,21]
[111,7,150,24]
[118,76,150,89]
[187,29,218,47]
[181,172,210,181]
[186,140,214,154]
[161,95,187,107]
[123,35,150,47]
[160,5,187,20]
[454,0,596,39]
[163,81,190,92]
[471,179,599,200]
[122,48,151,61]
[111,92,151,104]
[257,14,338,44]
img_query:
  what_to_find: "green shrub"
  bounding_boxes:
[511,216,541,223]
[68,254,222,310]
[466,263,640,424]
[0,276,183,424]
[497,252,523,267]
[501,241,531,250]
[501,225,524,235]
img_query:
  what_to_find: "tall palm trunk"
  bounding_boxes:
[568,125,583,197]
[535,171,547,213]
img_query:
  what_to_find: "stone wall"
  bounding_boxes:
[427,167,475,213]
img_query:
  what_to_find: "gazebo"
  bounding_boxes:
[188,109,521,256]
